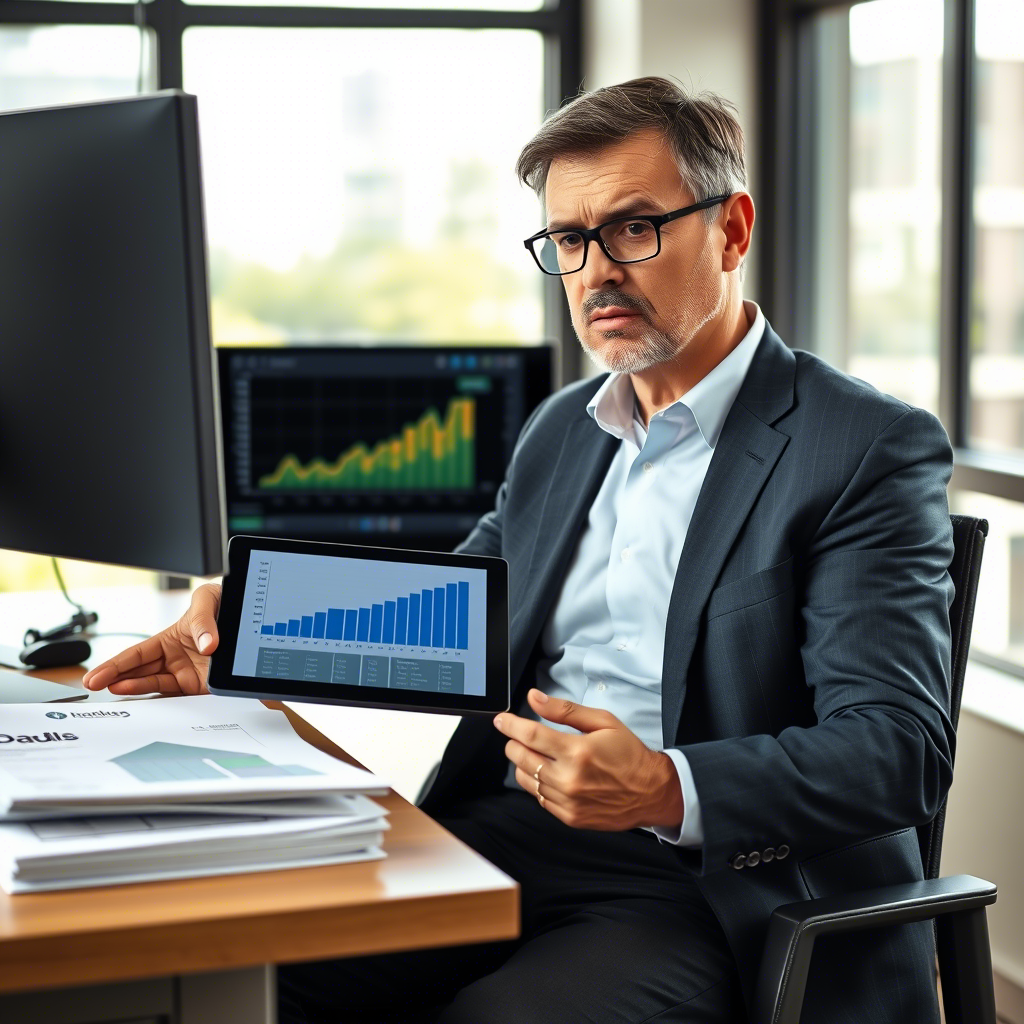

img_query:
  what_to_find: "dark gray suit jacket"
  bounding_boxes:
[420,322,954,1022]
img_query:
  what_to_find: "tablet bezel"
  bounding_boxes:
[208,535,509,716]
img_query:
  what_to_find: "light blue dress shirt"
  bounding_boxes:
[505,301,766,847]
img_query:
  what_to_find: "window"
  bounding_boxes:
[950,491,1024,668]
[969,0,1024,455]
[184,27,545,344]
[0,24,155,111]
[1,2,576,353]
[185,0,543,7]
[0,1,579,592]
[765,0,1024,676]
[797,0,943,414]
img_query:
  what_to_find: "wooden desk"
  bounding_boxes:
[0,587,519,1024]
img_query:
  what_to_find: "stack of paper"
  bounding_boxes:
[0,695,390,892]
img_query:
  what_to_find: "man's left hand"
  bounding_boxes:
[494,688,684,831]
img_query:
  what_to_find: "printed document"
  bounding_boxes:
[0,696,391,892]
[0,695,386,814]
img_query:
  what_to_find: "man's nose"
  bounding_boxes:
[579,241,625,291]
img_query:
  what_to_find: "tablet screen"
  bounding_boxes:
[232,548,488,697]
[209,535,509,715]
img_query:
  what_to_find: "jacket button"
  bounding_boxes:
[776,845,790,860]
[746,851,760,867]
[762,848,775,863]
[730,853,747,870]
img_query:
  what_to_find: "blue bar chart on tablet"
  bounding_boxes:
[233,549,488,696]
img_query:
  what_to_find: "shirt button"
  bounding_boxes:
[620,547,632,562]
[596,682,607,692]
[643,461,654,473]
[617,642,627,651]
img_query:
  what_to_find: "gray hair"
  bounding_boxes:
[516,77,746,225]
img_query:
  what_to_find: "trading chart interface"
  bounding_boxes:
[219,345,552,549]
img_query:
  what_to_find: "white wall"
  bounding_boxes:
[940,664,1024,1021]
[942,709,1024,994]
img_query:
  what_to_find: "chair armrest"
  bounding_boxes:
[755,874,996,1024]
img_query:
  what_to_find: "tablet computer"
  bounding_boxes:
[208,535,509,716]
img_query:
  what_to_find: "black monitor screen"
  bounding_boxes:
[218,345,554,550]
[0,93,226,577]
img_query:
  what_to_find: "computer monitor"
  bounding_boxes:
[217,344,554,551]
[0,92,227,578]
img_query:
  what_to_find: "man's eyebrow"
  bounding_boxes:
[546,197,665,233]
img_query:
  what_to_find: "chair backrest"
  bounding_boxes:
[918,514,989,880]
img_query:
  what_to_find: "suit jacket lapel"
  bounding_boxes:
[421,403,617,814]
[509,413,618,692]
[661,325,797,745]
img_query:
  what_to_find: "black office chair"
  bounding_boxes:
[754,515,996,1024]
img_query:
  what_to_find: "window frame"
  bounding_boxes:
[1,0,582,389]
[761,0,1024,678]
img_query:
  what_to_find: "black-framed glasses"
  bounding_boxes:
[523,195,731,276]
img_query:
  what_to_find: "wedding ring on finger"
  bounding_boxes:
[538,792,546,807]
[533,763,543,781]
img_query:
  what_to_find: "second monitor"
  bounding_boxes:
[218,344,554,551]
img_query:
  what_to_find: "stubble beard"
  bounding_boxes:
[574,232,726,376]
[577,320,679,375]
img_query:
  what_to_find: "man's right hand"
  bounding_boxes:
[82,582,222,696]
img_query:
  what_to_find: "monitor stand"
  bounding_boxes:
[0,667,89,703]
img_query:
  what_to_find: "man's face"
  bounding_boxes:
[544,129,727,375]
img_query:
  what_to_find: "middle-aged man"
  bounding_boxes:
[85,77,955,1023]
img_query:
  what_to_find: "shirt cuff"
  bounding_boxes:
[646,747,703,847]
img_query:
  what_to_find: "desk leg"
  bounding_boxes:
[179,964,277,1024]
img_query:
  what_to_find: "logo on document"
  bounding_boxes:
[45,711,68,720]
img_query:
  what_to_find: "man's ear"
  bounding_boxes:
[721,192,755,274]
